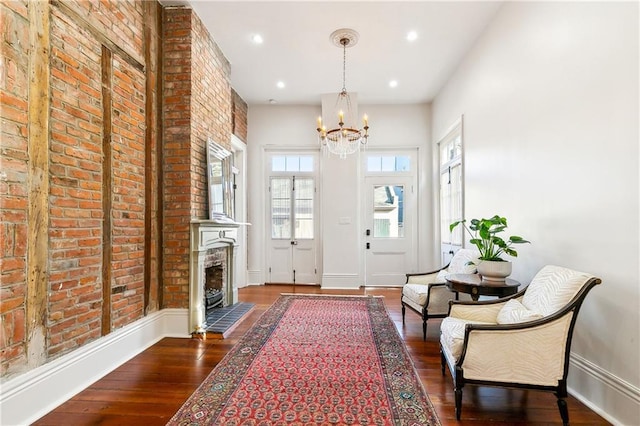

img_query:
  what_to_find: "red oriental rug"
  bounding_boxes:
[168,294,440,425]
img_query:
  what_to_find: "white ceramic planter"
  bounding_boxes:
[477,260,512,282]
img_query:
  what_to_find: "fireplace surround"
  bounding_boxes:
[189,219,239,334]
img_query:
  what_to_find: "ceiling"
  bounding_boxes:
[165,1,503,105]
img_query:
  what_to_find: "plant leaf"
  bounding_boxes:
[449,220,464,232]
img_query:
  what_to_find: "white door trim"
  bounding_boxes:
[263,149,321,284]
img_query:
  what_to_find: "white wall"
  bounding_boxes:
[432,2,639,424]
[247,104,433,288]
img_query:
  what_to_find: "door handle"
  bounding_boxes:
[365,229,371,236]
[366,242,370,249]
[290,241,298,245]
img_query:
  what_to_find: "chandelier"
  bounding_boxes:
[316,29,369,159]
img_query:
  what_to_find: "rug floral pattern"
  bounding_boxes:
[168,295,440,425]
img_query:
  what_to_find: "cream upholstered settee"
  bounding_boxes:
[440,265,602,425]
[401,248,477,340]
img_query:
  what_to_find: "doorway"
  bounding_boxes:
[438,118,464,265]
[363,152,417,286]
[266,154,319,284]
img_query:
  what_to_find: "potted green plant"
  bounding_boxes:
[449,215,530,281]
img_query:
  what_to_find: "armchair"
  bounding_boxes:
[439,265,602,425]
[401,248,477,340]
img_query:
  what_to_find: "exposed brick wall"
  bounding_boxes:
[1,0,154,375]
[161,8,192,308]
[110,57,146,329]
[161,7,238,309]
[58,1,145,64]
[47,5,104,357]
[0,0,245,377]
[0,0,29,374]
[232,89,248,143]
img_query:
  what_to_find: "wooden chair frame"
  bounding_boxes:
[401,264,462,340]
[440,276,602,425]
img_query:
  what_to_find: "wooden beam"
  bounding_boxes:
[26,0,50,367]
[143,1,162,313]
[101,45,112,335]
[157,6,165,310]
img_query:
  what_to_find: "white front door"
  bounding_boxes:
[363,152,417,286]
[268,175,318,284]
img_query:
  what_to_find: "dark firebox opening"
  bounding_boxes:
[204,251,225,313]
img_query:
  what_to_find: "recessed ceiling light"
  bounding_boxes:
[251,34,264,44]
[407,31,418,42]
[276,81,285,89]
[389,80,398,88]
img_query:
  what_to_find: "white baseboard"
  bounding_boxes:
[0,309,190,426]
[568,352,640,425]
[321,273,361,289]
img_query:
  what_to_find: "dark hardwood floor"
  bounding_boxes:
[34,285,609,425]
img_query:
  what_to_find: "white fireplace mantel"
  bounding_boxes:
[189,219,240,334]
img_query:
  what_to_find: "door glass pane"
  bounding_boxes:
[381,156,395,172]
[285,156,299,172]
[373,185,404,238]
[440,141,457,166]
[450,164,462,245]
[367,156,382,172]
[440,170,452,243]
[439,164,463,245]
[299,156,314,172]
[271,178,291,239]
[453,135,462,158]
[272,155,315,172]
[272,156,286,172]
[294,178,314,239]
[367,155,411,172]
[395,156,410,171]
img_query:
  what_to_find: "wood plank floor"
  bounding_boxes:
[34,285,609,425]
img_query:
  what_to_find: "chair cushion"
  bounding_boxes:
[403,283,429,306]
[448,248,479,274]
[521,265,593,316]
[440,316,493,360]
[435,270,448,283]
[496,299,543,324]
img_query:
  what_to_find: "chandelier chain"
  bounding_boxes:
[341,40,347,93]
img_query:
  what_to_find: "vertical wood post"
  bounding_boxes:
[157,7,165,309]
[26,0,50,367]
[143,1,162,314]
[101,46,112,335]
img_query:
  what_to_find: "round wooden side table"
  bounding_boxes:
[445,273,521,301]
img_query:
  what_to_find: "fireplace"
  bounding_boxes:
[204,248,225,312]
[189,220,239,334]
